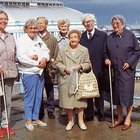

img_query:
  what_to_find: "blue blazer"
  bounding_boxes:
[80,28,107,78]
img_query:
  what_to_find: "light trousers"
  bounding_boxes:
[0,78,14,128]
[21,73,44,121]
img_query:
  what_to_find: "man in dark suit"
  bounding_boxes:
[80,13,107,122]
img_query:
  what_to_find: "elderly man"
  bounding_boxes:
[37,17,59,120]
[80,13,107,122]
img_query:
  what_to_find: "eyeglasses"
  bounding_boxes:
[0,17,8,21]
[84,20,93,25]
[28,27,38,30]
[112,21,122,26]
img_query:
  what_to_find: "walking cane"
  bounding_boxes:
[1,73,10,139]
[108,65,114,126]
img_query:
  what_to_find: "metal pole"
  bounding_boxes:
[108,65,114,126]
[1,73,10,139]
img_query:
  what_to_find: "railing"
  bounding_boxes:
[0,0,63,7]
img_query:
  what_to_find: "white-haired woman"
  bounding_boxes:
[104,15,140,130]
[16,19,50,131]
[56,18,70,49]
[56,19,70,116]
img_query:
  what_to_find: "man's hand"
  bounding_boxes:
[105,59,111,66]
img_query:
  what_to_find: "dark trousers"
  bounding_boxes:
[84,96,104,119]
[39,83,55,120]
[84,75,105,120]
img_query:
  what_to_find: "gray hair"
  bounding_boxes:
[23,19,38,33]
[111,15,126,27]
[68,29,81,39]
[0,10,8,19]
[37,16,48,25]
[81,13,96,24]
[57,18,70,28]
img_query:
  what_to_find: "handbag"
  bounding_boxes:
[77,70,100,99]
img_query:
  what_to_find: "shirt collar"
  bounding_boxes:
[0,33,5,40]
[87,28,95,37]
[57,32,68,41]
[39,31,47,38]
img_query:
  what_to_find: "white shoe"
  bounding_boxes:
[65,122,74,131]
[25,123,34,131]
[79,123,87,130]
[33,121,47,127]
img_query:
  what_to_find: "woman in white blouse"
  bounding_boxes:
[16,19,50,131]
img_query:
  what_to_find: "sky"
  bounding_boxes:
[59,0,140,26]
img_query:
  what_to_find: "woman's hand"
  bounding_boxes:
[105,59,111,66]
[72,65,82,71]
[0,66,5,74]
[31,54,38,61]
[123,63,130,70]
[64,67,71,74]
[38,58,47,69]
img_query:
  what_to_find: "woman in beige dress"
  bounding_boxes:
[56,29,91,131]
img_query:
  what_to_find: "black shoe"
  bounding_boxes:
[84,117,94,122]
[39,114,45,120]
[48,112,55,119]
[98,117,105,122]
[39,111,45,120]
[97,111,105,122]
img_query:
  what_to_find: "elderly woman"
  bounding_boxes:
[56,19,70,116]
[56,29,91,131]
[0,10,18,137]
[104,15,140,130]
[56,19,70,49]
[16,19,50,131]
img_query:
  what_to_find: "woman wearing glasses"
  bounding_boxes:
[0,10,18,137]
[104,15,140,131]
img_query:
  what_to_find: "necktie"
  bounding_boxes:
[88,32,92,40]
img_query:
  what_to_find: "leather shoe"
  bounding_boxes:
[109,120,124,128]
[98,117,105,122]
[122,123,131,131]
[48,112,55,119]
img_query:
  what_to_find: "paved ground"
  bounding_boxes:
[1,80,140,140]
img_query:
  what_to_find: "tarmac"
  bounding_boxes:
[1,80,140,140]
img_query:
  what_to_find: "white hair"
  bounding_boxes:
[81,13,96,24]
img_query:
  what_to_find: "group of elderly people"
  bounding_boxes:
[0,9,140,138]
